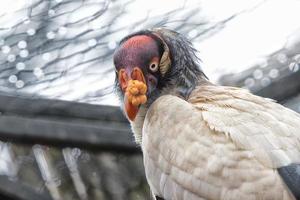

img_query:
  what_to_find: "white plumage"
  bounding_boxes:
[132,85,300,200]
[113,28,300,200]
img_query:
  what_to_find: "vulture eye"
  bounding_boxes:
[149,61,159,72]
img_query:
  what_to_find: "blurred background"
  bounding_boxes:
[0,0,299,199]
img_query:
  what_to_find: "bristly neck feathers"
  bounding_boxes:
[147,28,208,105]
[119,29,209,144]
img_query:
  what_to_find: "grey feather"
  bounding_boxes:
[278,163,300,200]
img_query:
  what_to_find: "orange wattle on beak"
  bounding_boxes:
[118,67,147,121]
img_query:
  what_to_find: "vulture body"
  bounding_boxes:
[113,28,300,200]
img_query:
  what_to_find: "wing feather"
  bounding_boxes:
[189,85,300,168]
[142,85,299,199]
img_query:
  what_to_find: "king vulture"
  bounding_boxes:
[113,28,300,200]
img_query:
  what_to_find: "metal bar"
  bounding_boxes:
[256,70,300,102]
[0,93,127,122]
[220,69,300,103]
[0,93,139,152]
[0,113,138,153]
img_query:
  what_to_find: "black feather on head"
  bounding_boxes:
[150,28,208,97]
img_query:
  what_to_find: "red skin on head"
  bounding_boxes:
[114,35,161,121]
[114,35,160,69]
[122,35,155,49]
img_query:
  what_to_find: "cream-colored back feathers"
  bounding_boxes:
[189,85,300,168]
[138,85,299,200]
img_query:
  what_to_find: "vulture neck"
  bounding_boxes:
[130,105,147,145]
[160,32,209,100]
[131,66,210,145]
[131,30,210,144]
[166,65,208,99]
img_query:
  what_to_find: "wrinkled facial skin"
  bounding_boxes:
[114,35,162,95]
[113,35,163,121]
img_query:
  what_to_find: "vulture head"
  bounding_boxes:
[114,28,207,121]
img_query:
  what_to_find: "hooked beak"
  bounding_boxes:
[118,67,147,121]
